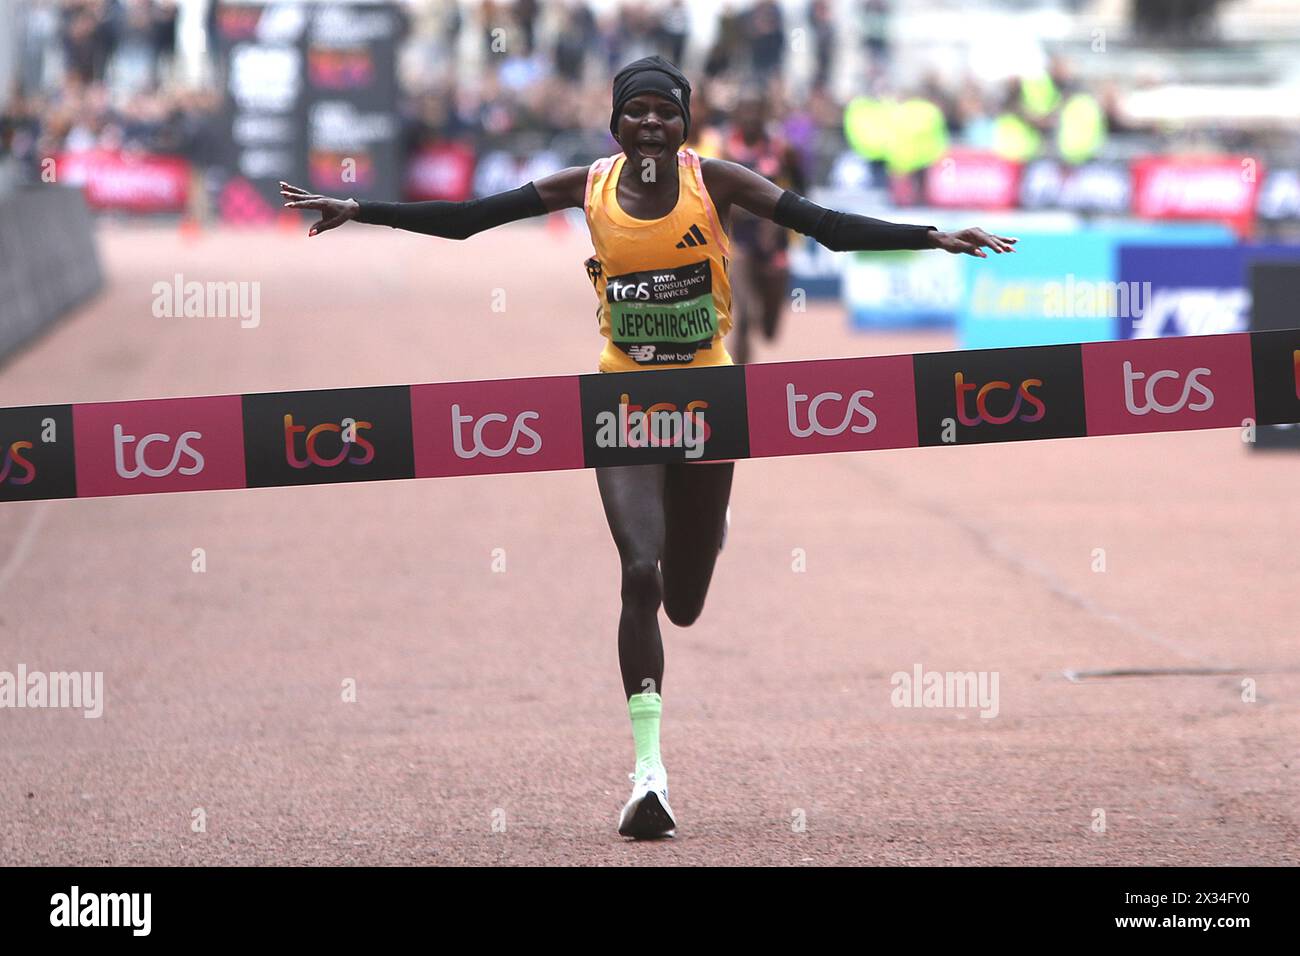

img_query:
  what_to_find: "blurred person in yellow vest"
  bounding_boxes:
[843,93,892,164]
[992,77,1042,162]
[1020,72,1061,121]
[1056,90,1105,164]
[1007,56,1106,165]
[843,92,947,198]
[886,98,947,176]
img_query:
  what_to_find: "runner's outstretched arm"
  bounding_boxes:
[702,159,1017,258]
[278,166,589,238]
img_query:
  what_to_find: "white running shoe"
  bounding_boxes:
[618,765,677,839]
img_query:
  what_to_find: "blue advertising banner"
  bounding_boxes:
[841,208,1080,331]
[844,249,965,329]
[958,232,1114,349]
[958,224,1235,350]
[795,193,1078,312]
[1116,244,1300,339]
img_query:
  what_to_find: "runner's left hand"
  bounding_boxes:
[929,228,1018,258]
[279,181,359,237]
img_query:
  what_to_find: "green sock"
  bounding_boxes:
[628,692,663,774]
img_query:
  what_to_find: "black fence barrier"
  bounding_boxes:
[0,186,103,363]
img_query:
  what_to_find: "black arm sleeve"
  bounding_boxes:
[355,181,549,240]
[772,190,936,252]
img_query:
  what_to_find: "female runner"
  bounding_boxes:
[280,54,1015,841]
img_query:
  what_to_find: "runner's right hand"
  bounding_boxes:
[279,182,360,237]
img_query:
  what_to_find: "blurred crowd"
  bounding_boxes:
[1,0,854,176]
[396,0,849,165]
[0,0,1277,191]
[3,0,223,169]
[368,0,1137,184]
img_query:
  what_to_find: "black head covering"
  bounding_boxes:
[609,54,692,140]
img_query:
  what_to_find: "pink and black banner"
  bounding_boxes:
[3,330,1299,503]
[56,151,191,213]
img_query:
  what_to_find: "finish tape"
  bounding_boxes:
[3,330,1299,503]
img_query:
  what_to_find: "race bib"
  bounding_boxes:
[605,261,718,365]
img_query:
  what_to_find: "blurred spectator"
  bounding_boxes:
[992,77,1042,162]
[705,2,745,79]
[553,1,595,83]
[20,0,63,93]
[515,0,539,57]
[109,0,159,96]
[613,6,661,67]
[748,0,784,78]
[61,2,108,86]
[0,92,43,169]
[658,0,689,67]
[957,81,996,150]
[780,80,822,177]
[919,70,960,135]
[859,0,892,76]
[808,0,835,92]
[481,0,509,59]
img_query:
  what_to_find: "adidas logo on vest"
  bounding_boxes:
[675,224,708,248]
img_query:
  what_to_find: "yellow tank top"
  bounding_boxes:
[583,147,734,373]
